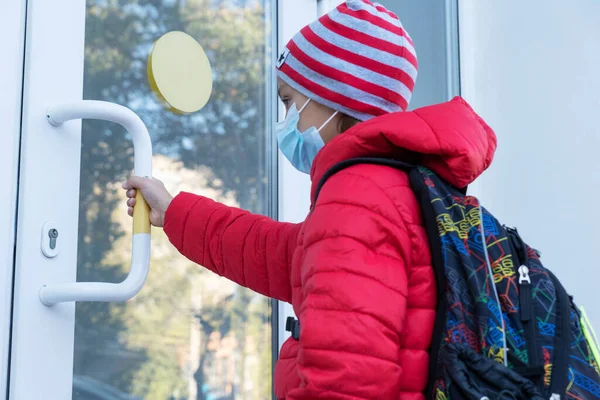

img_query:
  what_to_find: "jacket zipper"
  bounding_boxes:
[547,269,570,399]
[518,265,541,369]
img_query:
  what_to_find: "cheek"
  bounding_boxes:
[297,115,310,132]
[297,107,319,132]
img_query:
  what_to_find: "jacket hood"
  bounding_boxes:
[310,96,497,196]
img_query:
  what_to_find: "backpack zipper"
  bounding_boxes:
[507,227,543,374]
[518,265,541,369]
[547,270,570,399]
[507,227,569,397]
[519,265,540,367]
[518,266,532,321]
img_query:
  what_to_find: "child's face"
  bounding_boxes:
[277,78,342,144]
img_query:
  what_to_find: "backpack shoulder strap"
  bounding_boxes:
[312,157,415,207]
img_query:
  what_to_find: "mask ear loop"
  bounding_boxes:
[298,98,311,113]
[317,111,339,132]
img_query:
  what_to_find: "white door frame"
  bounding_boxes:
[0,1,27,397]
[9,0,86,398]
[276,0,319,350]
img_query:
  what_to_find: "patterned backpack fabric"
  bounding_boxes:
[315,158,600,400]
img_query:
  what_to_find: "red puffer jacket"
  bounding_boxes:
[164,97,496,399]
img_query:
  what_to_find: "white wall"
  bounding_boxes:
[317,0,345,16]
[460,1,600,326]
[379,0,460,108]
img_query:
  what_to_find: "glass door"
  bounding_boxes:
[10,0,281,399]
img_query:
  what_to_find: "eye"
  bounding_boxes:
[281,98,290,108]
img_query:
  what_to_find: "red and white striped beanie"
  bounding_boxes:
[276,0,418,121]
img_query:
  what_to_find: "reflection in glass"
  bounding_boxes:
[73,1,275,399]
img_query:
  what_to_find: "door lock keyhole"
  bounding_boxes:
[48,229,59,250]
[41,221,60,258]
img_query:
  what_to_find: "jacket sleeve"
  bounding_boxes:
[287,170,411,400]
[163,192,300,302]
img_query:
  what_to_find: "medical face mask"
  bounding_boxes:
[275,99,338,174]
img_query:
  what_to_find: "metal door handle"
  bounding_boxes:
[39,100,152,306]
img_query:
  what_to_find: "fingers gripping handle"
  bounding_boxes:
[39,100,152,306]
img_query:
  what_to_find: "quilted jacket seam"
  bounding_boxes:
[303,233,404,262]
[300,305,405,337]
[262,222,278,296]
[301,269,407,299]
[198,205,220,268]
[238,216,261,287]
[299,346,402,367]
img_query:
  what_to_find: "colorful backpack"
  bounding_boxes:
[316,158,600,400]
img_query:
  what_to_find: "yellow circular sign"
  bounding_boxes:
[147,31,213,115]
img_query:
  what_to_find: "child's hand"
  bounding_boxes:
[122,177,173,228]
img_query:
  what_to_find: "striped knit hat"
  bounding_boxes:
[276,0,418,121]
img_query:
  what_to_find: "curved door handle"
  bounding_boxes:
[39,100,152,306]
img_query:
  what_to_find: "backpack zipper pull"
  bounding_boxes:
[518,265,531,284]
[518,265,532,322]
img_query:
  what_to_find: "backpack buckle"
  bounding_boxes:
[285,316,300,340]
